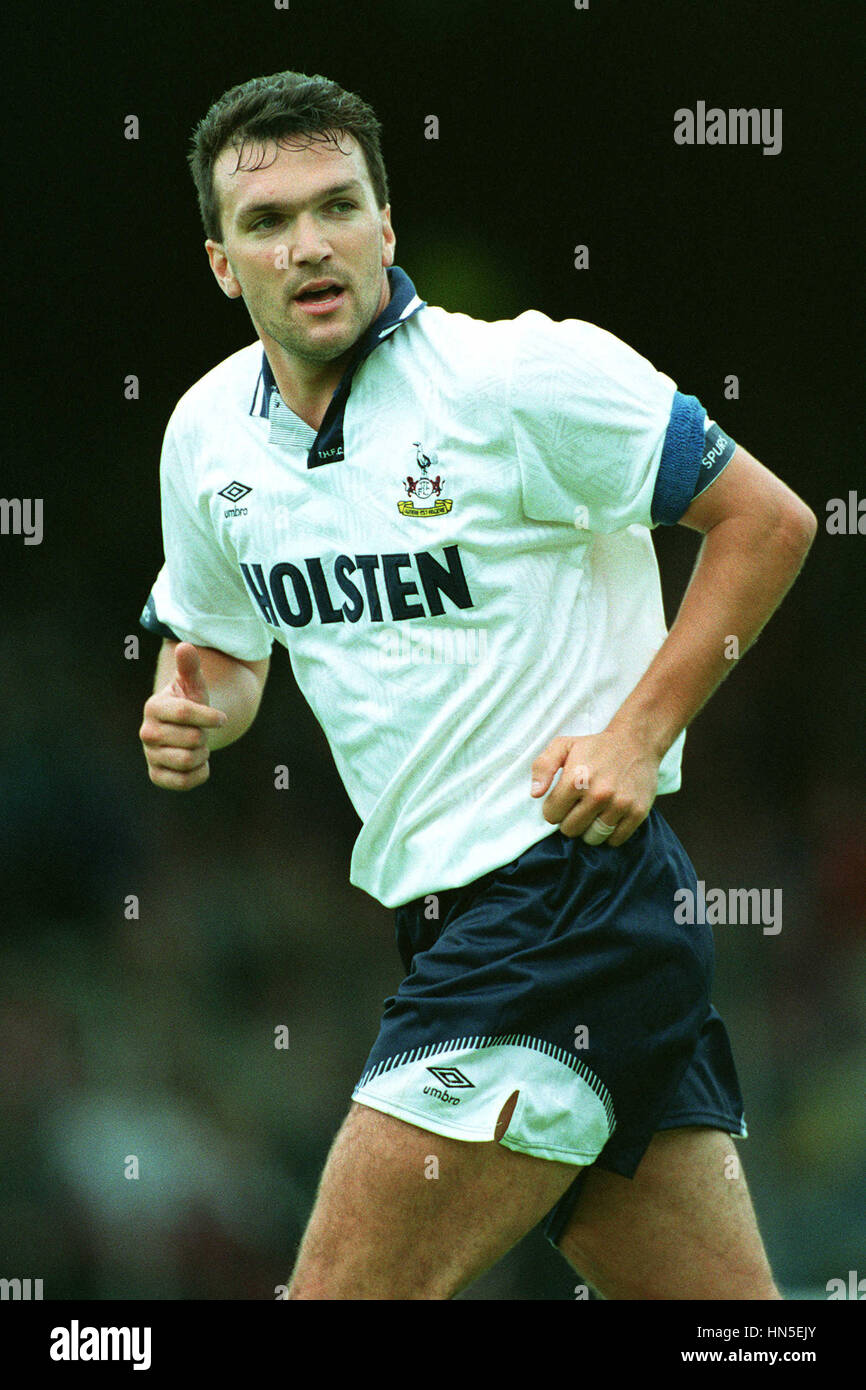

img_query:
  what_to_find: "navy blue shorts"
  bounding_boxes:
[352,809,747,1248]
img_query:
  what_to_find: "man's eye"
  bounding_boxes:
[329,200,356,213]
[251,216,278,231]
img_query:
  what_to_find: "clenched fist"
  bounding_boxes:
[139,643,228,790]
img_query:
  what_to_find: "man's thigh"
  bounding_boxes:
[286,1096,581,1300]
[558,1126,781,1300]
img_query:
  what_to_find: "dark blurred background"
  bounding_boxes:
[1,0,863,1300]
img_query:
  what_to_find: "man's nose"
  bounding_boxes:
[291,212,333,262]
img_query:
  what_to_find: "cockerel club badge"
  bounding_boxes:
[398,442,453,517]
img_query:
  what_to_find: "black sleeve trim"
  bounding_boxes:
[139,593,181,641]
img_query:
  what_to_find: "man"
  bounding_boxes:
[138,69,816,1300]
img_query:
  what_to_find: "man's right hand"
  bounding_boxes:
[139,642,228,790]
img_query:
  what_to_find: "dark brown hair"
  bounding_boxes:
[188,70,390,240]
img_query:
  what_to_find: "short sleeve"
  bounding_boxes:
[508,311,710,532]
[139,415,274,661]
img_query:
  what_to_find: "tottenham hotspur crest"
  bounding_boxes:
[398,442,453,517]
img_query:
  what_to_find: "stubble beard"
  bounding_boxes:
[265,265,387,368]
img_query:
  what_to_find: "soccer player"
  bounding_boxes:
[138,70,816,1300]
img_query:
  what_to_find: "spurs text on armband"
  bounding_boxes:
[0,497,43,545]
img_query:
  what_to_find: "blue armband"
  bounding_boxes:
[651,392,737,525]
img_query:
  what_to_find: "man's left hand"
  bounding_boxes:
[530,730,662,847]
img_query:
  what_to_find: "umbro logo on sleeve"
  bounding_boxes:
[218,481,252,501]
[218,481,252,518]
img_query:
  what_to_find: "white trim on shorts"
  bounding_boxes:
[352,1033,616,1165]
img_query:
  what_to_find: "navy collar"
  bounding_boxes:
[248,265,425,468]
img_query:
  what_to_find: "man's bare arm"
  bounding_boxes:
[606,443,818,760]
[140,640,271,790]
[530,445,817,844]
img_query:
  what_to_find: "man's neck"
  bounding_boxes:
[267,353,350,432]
[260,271,393,431]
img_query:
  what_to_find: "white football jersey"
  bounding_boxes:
[142,267,732,907]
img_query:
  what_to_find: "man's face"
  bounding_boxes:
[206,131,395,370]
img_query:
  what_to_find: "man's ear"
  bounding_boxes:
[205,239,243,299]
[380,205,396,266]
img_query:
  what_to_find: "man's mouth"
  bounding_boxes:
[294,281,345,310]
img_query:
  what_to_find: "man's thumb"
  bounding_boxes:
[172,643,209,704]
[530,736,572,796]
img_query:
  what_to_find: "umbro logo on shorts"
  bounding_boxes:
[426,1066,474,1089]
